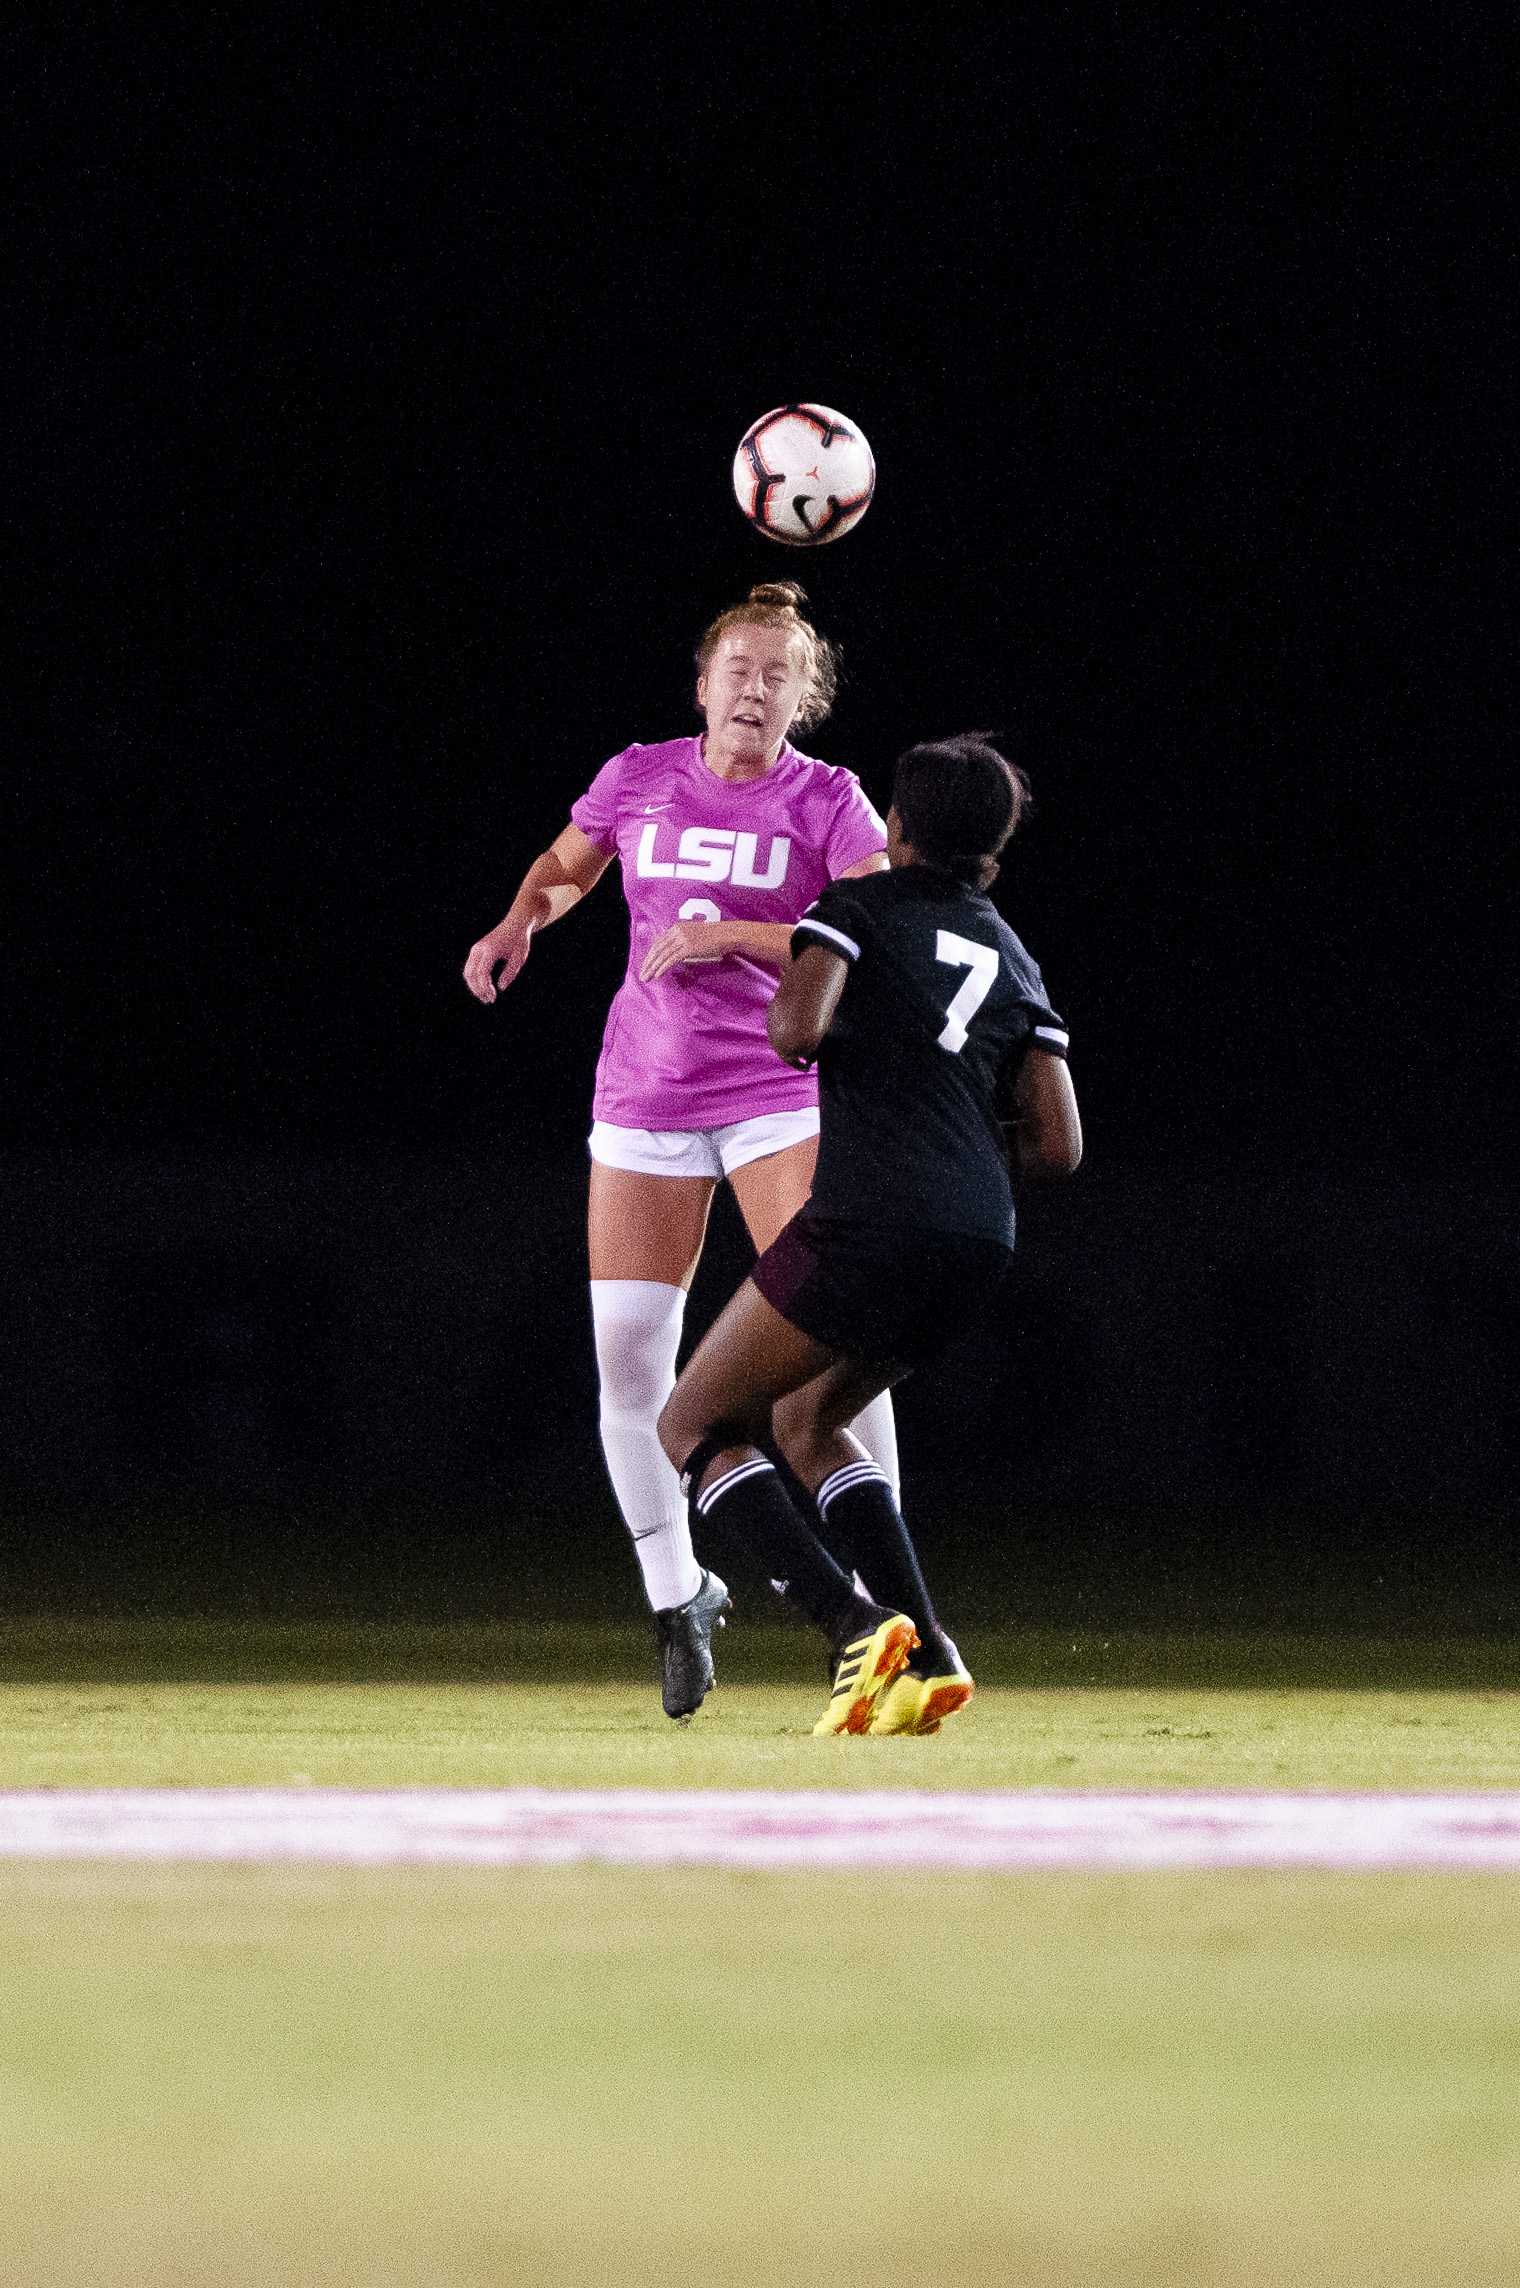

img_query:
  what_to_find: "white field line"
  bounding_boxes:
[2,1792,1520,1870]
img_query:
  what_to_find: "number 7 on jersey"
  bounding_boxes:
[934,930,999,1052]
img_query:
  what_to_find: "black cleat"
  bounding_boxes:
[655,1569,732,1719]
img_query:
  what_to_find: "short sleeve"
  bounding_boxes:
[569,745,639,851]
[1005,940,1069,1059]
[791,880,871,965]
[1025,1009,1071,1059]
[822,771,888,879]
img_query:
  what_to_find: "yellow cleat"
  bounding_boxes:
[870,1662,975,1736]
[812,1612,919,1737]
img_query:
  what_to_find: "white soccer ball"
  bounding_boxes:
[732,403,875,548]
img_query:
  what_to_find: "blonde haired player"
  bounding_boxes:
[463,583,896,1715]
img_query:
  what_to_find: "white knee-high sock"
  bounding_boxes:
[846,1390,900,1502]
[590,1279,703,1612]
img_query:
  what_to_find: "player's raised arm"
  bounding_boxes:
[462,822,613,1003]
[1007,1043,1083,1177]
[766,942,850,1068]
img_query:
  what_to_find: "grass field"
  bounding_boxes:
[3,1618,1519,2286]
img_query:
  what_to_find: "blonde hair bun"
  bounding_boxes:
[746,581,808,611]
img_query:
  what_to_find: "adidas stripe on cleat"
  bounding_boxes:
[812,1612,919,1737]
[870,1662,974,1736]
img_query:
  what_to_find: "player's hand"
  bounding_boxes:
[639,921,730,981]
[463,926,532,1003]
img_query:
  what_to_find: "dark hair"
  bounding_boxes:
[694,582,840,731]
[891,734,1031,887]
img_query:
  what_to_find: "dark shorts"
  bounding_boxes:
[750,1212,1013,1369]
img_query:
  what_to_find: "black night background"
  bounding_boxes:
[9,15,1513,1629]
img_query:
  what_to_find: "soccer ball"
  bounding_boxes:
[732,404,875,547]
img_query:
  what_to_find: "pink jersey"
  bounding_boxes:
[571,735,887,1129]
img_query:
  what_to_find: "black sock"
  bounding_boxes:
[814,1461,942,1655]
[694,1456,861,1642]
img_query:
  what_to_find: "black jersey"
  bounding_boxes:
[790,865,1069,1247]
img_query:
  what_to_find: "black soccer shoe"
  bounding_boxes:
[655,1569,732,1720]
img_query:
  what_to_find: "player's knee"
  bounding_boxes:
[594,1331,681,1420]
[591,1283,685,1417]
[597,1368,672,1424]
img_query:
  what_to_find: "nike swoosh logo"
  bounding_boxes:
[642,801,673,813]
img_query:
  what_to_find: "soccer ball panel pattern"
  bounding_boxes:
[732,403,875,548]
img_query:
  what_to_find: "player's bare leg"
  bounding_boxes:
[725,1134,817,1252]
[657,1273,834,1482]
[770,1356,899,1482]
[588,1162,715,1286]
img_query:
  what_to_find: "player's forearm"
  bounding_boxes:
[714,920,794,965]
[501,852,588,936]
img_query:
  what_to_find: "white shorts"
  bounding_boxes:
[588,1108,820,1181]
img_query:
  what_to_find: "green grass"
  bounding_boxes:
[2,1616,1517,1790]
[2,1620,1519,2285]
